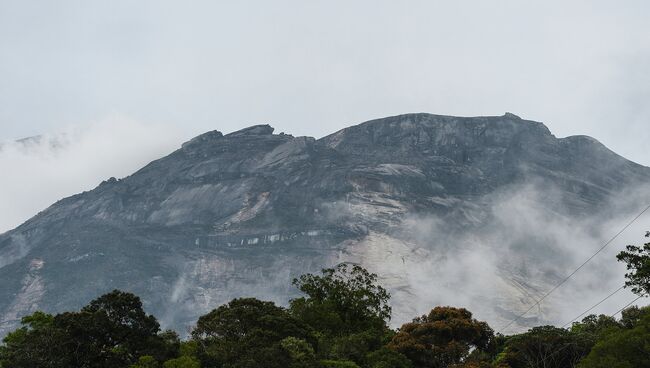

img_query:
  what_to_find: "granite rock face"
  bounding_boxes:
[1,113,649,335]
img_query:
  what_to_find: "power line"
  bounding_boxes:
[610,294,646,317]
[497,203,650,334]
[536,294,647,368]
[561,284,625,328]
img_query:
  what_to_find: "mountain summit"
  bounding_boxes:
[1,113,648,335]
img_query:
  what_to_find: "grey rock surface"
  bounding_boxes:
[1,113,649,335]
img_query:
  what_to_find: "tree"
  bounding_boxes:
[619,305,646,328]
[319,360,361,368]
[280,336,318,368]
[0,290,174,368]
[290,263,391,336]
[54,290,166,367]
[130,356,159,368]
[569,314,619,336]
[324,329,387,366]
[387,306,493,368]
[162,356,201,368]
[0,312,66,368]
[495,326,592,368]
[366,348,413,368]
[153,340,201,368]
[578,307,650,368]
[290,264,392,365]
[617,231,650,296]
[192,298,313,368]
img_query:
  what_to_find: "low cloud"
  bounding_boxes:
[0,116,186,233]
[345,182,650,331]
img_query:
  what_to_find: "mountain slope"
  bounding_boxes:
[1,113,649,335]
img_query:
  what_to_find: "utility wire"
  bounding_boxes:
[561,284,625,328]
[610,294,647,317]
[537,294,647,368]
[497,203,650,334]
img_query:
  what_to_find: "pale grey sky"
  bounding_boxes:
[1,0,649,164]
[1,1,650,232]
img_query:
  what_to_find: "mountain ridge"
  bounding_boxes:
[1,112,648,336]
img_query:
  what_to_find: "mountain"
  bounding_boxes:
[1,113,649,336]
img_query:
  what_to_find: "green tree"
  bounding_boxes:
[155,340,201,368]
[569,314,619,336]
[192,297,313,368]
[366,348,413,368]
[319,360,361,368]
[617,231,650,296]
[54,290,165,367]
[578,308,650,368]
[162,356,201,368]
[290,264,392,365]
[325,329,386,366]
[496,326,592,368]
[0,290,175,368]
[0,312,66,368]
[152,330,182,363]
[178,340,199,360]
[130,356,160,368]
[290,263,391,335]
[280,336,318,368]
[387,306,493,368]
[619,305,646,328]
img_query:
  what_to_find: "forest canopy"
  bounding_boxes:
[1,233,649,368]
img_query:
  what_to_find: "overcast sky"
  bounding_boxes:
[1,0,649,230]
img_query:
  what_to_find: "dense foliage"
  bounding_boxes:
[387,306,493,368]
[290,264,392,335]
[1,232,649,367]
[191,297,313,367]
[0,291,178,368]
[617,231,650,296]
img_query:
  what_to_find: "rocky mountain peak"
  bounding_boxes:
[1,113,649,337]
[327,112,551,143]
[180,130,224,150]
[226,124,275,137]
[503,112,521,119]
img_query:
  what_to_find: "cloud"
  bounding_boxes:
[343,181,650,331]
[0,116,186,233]
[1,1,649,166]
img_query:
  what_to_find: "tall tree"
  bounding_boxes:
[578,307,650,368]
[495,326,592,368]
[0,312,66,368]
[192,297,313,368]
[387,306,493,368]
[290,264,393,366]
[617,231,650,296]
[0,290,174,368]
[290,263,391,335]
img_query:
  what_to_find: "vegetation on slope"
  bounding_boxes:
[1,233,649,368]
